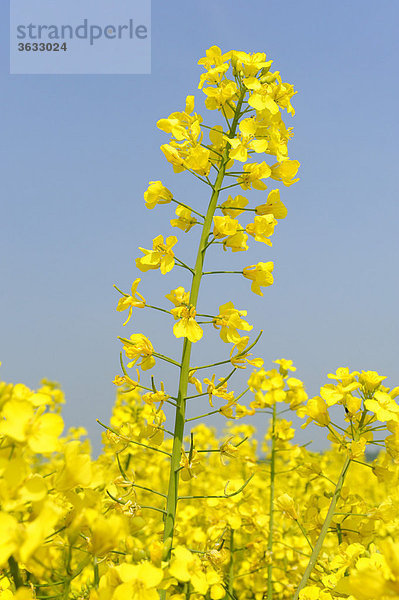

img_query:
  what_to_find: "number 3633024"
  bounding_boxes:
[18,42,67,51]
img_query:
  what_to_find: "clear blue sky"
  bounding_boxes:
[1,0,398,452]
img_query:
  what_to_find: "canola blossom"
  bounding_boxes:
[1,46,397,600]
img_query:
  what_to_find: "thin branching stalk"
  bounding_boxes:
[266,402,277,600]
[292,456,351,600]
[8,556,23,589]
[224,528,235,600]
[161,88,247,564]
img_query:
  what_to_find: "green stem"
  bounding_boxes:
[292,456,352,600]
[267,402,277,600]
[295,519,313,551]
[93,557,99,589]
[171,197,205,219]
[202,270,243,275]
[131,483,167,498]
[8,556,23,589]
[96,419,171,456]
[225,529,234,600]
[185,408,221,422]
[178,474,253,500]
[161,87,246,568]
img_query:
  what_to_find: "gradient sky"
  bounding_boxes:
[1,0,398,453]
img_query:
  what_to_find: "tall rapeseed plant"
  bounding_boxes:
[113,45,299,589]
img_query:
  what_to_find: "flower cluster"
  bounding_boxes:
[0,364,398,599]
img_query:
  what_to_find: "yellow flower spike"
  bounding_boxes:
[136,234,177,275]
[122,333,156,371]
[171,305,203,343]
[243,262,274,295]
[116,278,146,326]
[144,180,173,209]
[256,188,288,219]
[170,205,197,232]
[213,301,253,344]
[246,213,277,245]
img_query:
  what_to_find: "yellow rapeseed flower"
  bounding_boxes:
[144,180,173,209]
[122,334,156,371]
[136,234,177,275]
[171,305,203,343]
[116,278,146,325]
[213,301,253,343]
[243,262,274,295]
